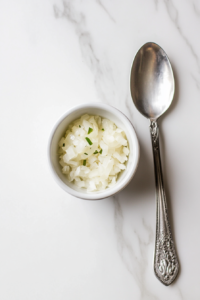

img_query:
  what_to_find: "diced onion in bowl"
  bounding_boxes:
[58,114,129,192]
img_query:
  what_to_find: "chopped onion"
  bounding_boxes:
[58,114,129,192]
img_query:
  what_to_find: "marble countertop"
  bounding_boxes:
[1,0,200,299]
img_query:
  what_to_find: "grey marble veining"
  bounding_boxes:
[96,0,116,23]
[113,195,157,300]
[1,0,200,299]
[54,1,118,107]
[52,0,200,298]
[164,0,199,66]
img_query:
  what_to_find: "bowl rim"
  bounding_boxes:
[47,102,140,200]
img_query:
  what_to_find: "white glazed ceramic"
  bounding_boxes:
[48,103,139,200]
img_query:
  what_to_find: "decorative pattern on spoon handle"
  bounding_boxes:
[150,120,179,286]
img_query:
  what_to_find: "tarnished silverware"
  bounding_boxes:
[130,42,179,285]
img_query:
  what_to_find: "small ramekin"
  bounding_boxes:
[48,103,140,200]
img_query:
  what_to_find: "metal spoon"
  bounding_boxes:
[130,42,179,286]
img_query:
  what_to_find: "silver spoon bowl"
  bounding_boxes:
[130,42,179,286]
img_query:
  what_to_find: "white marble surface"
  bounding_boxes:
[1,0,200,299]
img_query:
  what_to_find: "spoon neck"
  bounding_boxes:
[150,120,159,146]
[150,118,158,124]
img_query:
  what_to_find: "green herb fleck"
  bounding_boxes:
[102,128,104,131]
[93,150,98,154]
[83,160,86,166]
[88,127,93,134]
[99,149,103,154]
[63,143,65,147]
[79,125,81,128]
[85,137,93,145]
[84,153,88,155]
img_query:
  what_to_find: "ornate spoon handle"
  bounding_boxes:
[150,120,179,286]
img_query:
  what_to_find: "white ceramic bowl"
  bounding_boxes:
[48,103,140,200]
